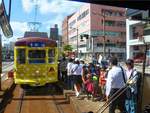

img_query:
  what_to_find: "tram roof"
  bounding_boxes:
[15,37,57,47]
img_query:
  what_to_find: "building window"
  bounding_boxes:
[105,31,120,37]
[91,30,122,37]
[69,19,76,28]
[77,9,89,21]
[133,46,139,50]
[104,21,126,27]
[79,44,86,48]
[70,36,77,41]
[105,21,115,26]
[97,43,103,47]
[102,9,125,17]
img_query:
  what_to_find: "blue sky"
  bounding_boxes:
[2,0,85,45]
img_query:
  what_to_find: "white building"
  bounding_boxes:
[126,9,150,64]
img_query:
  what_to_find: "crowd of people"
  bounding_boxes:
[58,56,141,113]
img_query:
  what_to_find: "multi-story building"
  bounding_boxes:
[64,4,126,60]
[126,9,150,64]
[50,24,59,41]
[2,42,14,60]
[62,14,74,45]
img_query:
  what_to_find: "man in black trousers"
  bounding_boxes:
[105,57,127,113]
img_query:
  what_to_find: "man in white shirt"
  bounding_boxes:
[105,57,127,113]
[66,58,74,90]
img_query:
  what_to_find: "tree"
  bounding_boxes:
[63,45,73,52]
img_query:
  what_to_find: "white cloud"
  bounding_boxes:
[22,0,34,13]
[39,0,82,14]
[22,0,83,14]
[10,21,28,34]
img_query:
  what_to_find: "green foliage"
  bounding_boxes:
[63,45,73,52]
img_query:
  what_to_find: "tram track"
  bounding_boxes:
[52,95,65,113]
[16,89,25,113]
[3,85,77,113]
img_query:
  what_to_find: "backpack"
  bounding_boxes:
[126,70,141,99]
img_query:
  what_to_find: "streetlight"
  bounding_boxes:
[70,27,79,58]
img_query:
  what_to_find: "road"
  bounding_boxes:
[1,62,14,81]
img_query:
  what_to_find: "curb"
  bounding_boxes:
[70,97,82,113]
[63,90,86,113]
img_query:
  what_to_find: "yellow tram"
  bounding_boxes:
[14,32,58,86]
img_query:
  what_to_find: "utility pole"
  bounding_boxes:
[70,27,79,58]
[91,36,94,60]
[77,28,79,58]
[102,15,106,59]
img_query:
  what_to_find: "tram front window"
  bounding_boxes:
[28,50,46,64]
[17,49,26,64]
[48,49,55,64]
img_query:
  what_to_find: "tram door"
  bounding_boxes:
[47,48,58,83]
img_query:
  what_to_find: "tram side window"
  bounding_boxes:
[28,50,46,64]
[48,49,55,64]
[17,49,26,64]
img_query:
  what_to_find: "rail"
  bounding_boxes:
[16,89,25,113]
[96,71,139,113]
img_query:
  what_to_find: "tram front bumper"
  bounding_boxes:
[14,77,58,86]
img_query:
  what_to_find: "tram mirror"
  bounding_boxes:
[0,0,13,38]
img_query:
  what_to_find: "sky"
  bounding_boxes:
[2,0,85,45]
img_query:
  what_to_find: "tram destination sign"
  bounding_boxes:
[28,42,46,47]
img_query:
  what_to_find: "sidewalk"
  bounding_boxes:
[64,90,109,113]
[0,78,15,104]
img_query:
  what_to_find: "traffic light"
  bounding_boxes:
[80,34,89,41]
[80,35,83,41]
[83,34,89,39]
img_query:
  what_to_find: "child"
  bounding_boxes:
[83,70,94,99]
[99,67,107,101]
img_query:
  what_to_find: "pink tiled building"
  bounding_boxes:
[62,4,126,60]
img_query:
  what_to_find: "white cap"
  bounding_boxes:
[75,58,79,61]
